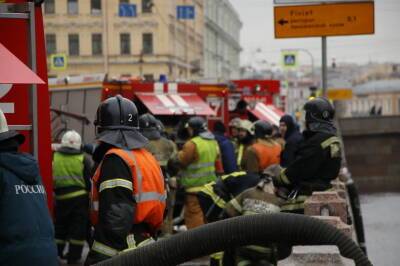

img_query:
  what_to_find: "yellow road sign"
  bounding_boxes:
[327,88,353,100]
[274,2,374,38]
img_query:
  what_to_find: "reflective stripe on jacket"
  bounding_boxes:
[181,136,219,191]
[90,148,166,231]
[53,152,85,189]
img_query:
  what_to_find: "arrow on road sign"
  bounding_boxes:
[278,19,289,26]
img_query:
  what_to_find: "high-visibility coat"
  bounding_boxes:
[53,152,87,200]
[90,148,166,231]
[252,141,282,171]
[181,136,219,192]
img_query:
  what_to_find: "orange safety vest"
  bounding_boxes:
[90,148,166,231]
[252,141,282,171]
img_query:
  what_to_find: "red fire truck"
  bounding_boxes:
[102,79,230,131]
[229,79,284,126]
[102,78,285,136]
[0,0,53,210]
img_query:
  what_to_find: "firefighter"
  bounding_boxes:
[139,113,177,175]
[196,170,261,266]
[272,97,342,214]
[0,108,58,266]
[236,119,255,168]
[53,130,92,264]
[139,113,177,234]
[241,120,282,174]
[173,116,223,229]
[229,117,241,153]
[85,95,166,265]
[197,171,261,223]
[223,175,284,266]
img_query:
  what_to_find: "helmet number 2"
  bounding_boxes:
[128,113,133,122]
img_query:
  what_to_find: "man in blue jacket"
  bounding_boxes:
[213,121,238,174]
[0,108,57,266]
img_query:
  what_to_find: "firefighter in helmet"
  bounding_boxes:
[139,113,177,176]
[173,116,223,229]
[272,97,342,213]
[241,120,282,174]
[53,130,92,264]
[139,113,177,234]
[228,117,241,154]
[0,108,57,265]
[85,95,166,265]
[236,119,255,168]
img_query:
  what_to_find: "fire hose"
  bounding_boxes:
[95,213,372,266]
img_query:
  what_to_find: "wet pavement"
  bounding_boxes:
[360,193,400,266]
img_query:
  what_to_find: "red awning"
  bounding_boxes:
[248,102,284,126]
[136,93,216,116]
[0,42,44,84]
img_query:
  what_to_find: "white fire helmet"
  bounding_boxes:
[61,130,82,150]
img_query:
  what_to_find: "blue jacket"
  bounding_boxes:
[0,152,57,266]
[280,115,304,167]
[214,133,238,174]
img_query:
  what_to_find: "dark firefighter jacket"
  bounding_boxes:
[197,171,260,222]
[0,140,57,266]
[86,143,163,265]
[276,130,342,195]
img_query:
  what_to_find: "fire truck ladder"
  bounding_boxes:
[0,2,39,159]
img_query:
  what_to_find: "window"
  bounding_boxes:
[120,33,131,55]
[44,0,55,14]
[142,0,153,13]
[143,74,154,81]
[92,34,102,55]
[142,33,153,54]
[68,34,80,56]
[45,34,56,55]
[68,0,78,15]
[91,0,101,15]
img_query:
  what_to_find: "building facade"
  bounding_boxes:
[44,0,204,80]
[344,79,400,117]
[203,0,242,80]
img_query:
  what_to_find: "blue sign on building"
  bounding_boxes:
[53,57,65,68]
[177,5,195,19]
[50,53,67,70]
[119,3,137,17]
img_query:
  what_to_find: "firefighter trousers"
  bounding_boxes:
[54,194,89,262]
[184,193,206,229]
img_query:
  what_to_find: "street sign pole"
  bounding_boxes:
[322,36,327,96]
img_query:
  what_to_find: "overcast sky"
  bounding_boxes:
[229,0,400,68]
